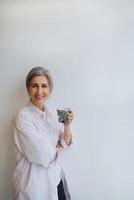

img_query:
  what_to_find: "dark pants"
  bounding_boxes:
[57,180,66,200]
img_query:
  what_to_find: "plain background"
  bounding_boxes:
[0,0,134,199]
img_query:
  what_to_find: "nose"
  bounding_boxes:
[37,85,42,95]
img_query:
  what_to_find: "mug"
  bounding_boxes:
[57,108,71,123]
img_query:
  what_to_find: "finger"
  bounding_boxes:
[68,114,74,118]
[68,112,74,117]
[67,119,72,123]
[67,117,73,122]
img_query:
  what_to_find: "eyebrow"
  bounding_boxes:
[30,83,48,86]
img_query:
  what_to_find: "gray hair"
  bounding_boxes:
[26,67,53,92]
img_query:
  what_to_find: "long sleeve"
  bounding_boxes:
[13,113,58,168]
[58,122,74,149]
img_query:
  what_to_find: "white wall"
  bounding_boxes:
[0,0,134,199]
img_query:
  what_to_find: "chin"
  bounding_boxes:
[36,103,44,110]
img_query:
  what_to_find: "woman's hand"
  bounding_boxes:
[64,111,74,126]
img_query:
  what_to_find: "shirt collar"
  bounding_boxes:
[28,100,52,119]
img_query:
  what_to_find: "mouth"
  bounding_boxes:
[34,96,44,100]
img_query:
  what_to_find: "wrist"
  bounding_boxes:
[64,123,71,129]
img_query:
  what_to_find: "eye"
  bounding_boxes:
[32,84,38,88]
[42,84,48,88]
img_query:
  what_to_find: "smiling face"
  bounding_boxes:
[27,75,50,111]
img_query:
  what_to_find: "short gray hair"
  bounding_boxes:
[26,67,53,92]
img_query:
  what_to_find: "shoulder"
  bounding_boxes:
[14,105,33,125]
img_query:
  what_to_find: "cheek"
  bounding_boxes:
[44,89,50,94]
[47,90,50,96]
[27,88,35,97]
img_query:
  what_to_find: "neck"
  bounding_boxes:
[30,99,45,112]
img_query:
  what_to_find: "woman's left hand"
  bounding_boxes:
[64,111,74,126]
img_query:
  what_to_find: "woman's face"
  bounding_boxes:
[27,75,50,111]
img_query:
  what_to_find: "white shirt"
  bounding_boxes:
[12,100,72,200]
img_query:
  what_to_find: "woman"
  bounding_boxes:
[12,67,74,200]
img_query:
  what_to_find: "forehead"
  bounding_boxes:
[31,75,48,83]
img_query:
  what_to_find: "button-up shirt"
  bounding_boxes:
[12,100,72,200]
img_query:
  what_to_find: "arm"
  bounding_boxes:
[13,113,59,168]
[60,111,74,148]
[63,124,72,145]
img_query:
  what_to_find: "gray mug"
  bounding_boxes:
[57,108,71,123]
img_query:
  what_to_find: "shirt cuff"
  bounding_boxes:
[60,134,73,149]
